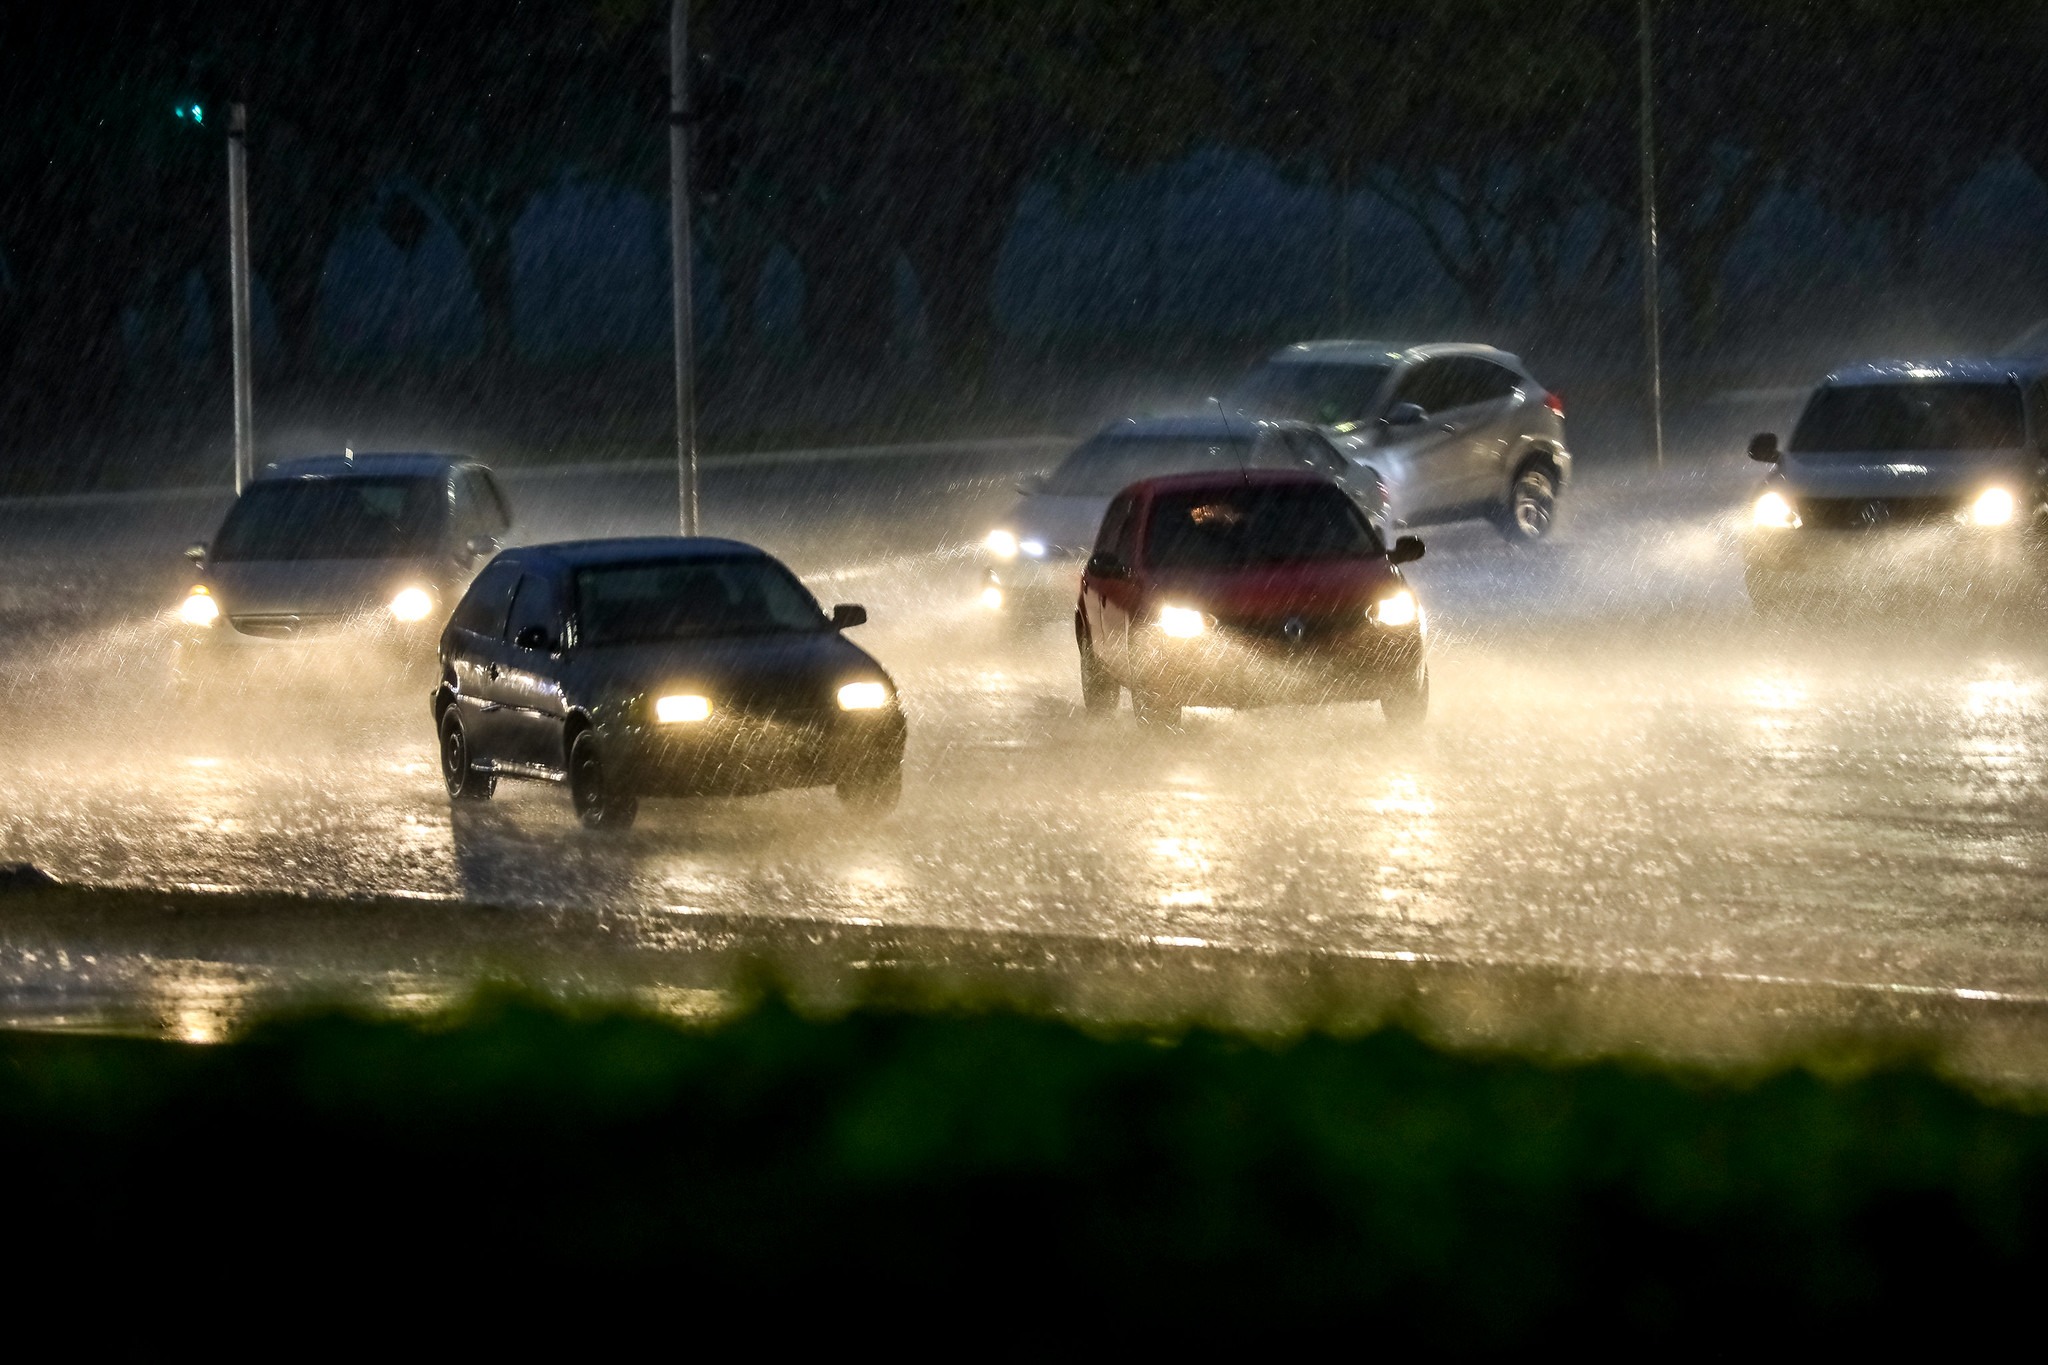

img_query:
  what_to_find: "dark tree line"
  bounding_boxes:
[4,0,2047,446]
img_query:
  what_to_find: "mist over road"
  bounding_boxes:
[8,426,2048,1052]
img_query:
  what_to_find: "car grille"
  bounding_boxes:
[1217,611,1364,648]
[229,613,348,640]
[1795,496,1961,529]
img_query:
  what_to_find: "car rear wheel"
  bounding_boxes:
[439,708,495,801]
[1078,624,1119,714]
[1132,689,1181,728]
[1381,664,1429,729]
[836,757,903,814]
[1498,458,1559,542]
[569,729,637,830]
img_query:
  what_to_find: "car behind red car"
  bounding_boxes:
[1075,470,1428,727]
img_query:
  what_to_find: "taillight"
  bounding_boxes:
[1543,391,1565,418]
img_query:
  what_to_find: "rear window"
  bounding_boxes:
[1145,484,1383,570]
[1792,382,2025,452]
[1228,361,1393,425]
[212,476,447,562]
[1043,436,1249,497]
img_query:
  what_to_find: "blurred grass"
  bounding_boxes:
[3,989,2045,1337]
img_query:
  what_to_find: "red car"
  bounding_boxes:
[1075,469,1428,727]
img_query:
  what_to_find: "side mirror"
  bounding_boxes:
[513,625,554,652]
[831,603,867,630]
[1382,402,1427,428]
[1748,432,1781,463]
[184,541,208,567]
[1015,473,1048,496]
[465,535,500,560]
[1086,551,1129,579]
[1387,535,1425,566]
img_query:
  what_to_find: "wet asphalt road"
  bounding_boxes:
[9,426,2048,1052]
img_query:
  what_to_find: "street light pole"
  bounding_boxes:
[670,0,700,535]
[227,103,255,491]
[1637,0,1664,469]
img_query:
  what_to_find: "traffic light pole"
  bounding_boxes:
[1637,0,1664,469]
[227,104,255,491]
[670,0,700,535]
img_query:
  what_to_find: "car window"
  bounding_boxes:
[1392,361,1454,414]
[1461,359,1521,403]
[1144,483,1383,569]
[505,573,561,644]
[1094,494,1135,555]
[1042,435,1250,496]
[1791,382,2025,452]
[1228,361,1392,425]
[450,560,522,637]
[573,556,826,646]
[1111,495,1144,563]
[211,476,446,562]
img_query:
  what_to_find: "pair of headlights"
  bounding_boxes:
[984,529,1047,560]
[655,681,891,724]
[178,584,436,627]
[1753,487,2018,529]
[1153,589,1418,638]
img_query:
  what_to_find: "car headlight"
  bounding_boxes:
[178,587,220,627]
[1157,605,1207,638]
[985,529,1018,560]
[979,586,1004,610]
[1019,539,1048,558]
[1971,486,2016,527]
[655,693,713,723]
[1372,588,1419,628]
[388,586,435,622]
[1753,490,1800,529]
[837,681,890,711]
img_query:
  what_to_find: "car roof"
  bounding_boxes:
[1092,414,1313,441]
[502,536,772,572]
[255,451,476,481]
[1123,468,1333,498]
[1821,357,2048,386]
[1264,339,1523,367]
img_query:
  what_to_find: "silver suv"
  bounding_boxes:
[1228,340,1572,541]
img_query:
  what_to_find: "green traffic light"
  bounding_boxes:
[174,103,204,125]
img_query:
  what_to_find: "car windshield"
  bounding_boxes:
[573,556,825,646]
[1229,361,1393,425]
[1042,435,1251,497]
[1791,382,2025,452]
[211,476,446,562]
[1146,483,1383,569]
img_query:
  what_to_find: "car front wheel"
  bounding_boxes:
[836,755,903,813]
[1078,624,1119,714]
[440,708,495,801]
[569,729,637,830]
[1381,664,1429,729]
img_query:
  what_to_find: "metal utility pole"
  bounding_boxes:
[1637,0,1664,468]
[670,0,700,535]
[227,103,256,491]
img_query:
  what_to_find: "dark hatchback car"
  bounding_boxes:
[432,537,906,829]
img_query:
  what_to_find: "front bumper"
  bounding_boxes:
[1127,623,1426,708]
[1743,515,2046,582]
[609,706,907,798]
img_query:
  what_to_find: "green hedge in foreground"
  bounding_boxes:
[3,995,2043,1340]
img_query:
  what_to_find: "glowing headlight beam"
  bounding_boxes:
[1019,539,1047,558]
[178,588,220,627]
[1752,490,1800,529]
[984,529,1018,560]
[388,586,435,622]
[1157,605,1207,638]
[1372,588,1419,628]
[980,586,1004,610]
[655,694,713,723]
[1971,486,2017,527]
[837,681,889,710]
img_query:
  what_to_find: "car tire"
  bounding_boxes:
[836,758,903,814]
[1381,664,1429,729]
[1744,564,1797,618]
[439,707,495,801]
[1078,624,1119,714]
[1498,457,1560,543]
[1132,689,1181,728]
[568,729,637,830]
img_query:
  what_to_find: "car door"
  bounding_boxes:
[1082,492,1141,674]
[1377,359,1472,522]
[446,560,523,763]
[497,572,571,771]
[1447,358,1524,503]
